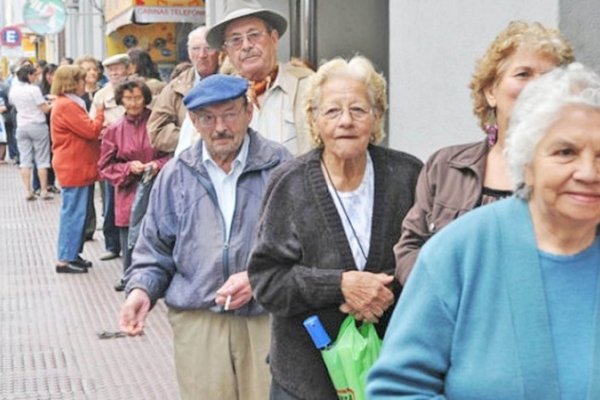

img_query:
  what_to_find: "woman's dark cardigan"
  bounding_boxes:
[248,145,423,399]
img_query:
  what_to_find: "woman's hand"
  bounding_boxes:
[145,161,159,176]
[40,102,51,114]
[340,271,395,323]
[130,160,145,175]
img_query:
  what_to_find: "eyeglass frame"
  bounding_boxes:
[121,94,146,103]
[314,104,376,122]
[193,101,248,129]
[223,29,270,50]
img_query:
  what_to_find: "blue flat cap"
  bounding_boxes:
[183,74,248,111]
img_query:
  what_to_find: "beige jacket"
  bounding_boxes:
[147,67,196,153]
[251,62,313,156]
[90,83,124,127]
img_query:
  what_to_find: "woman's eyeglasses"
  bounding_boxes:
[317,105,373,121]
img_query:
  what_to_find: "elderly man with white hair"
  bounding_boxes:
[148,26,220,153]
[90,53,131,266]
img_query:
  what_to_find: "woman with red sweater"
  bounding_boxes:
[51,65,104,273]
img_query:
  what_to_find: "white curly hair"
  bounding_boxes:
[506,62,600,198]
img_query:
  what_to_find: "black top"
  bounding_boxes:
[479,186,513,206]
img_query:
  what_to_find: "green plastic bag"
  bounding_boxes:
[305,315,382,400]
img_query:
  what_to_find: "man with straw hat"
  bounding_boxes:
[207,0,313,155]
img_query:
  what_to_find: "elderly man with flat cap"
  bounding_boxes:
[89,53,133,266]
[91,53,130,127]
[119,74,292,400]
[207,0,313,156]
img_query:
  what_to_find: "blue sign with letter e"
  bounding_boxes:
[0,26,23,47]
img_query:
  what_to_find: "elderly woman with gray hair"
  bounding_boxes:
[367,63,600,399]
[247,55,422,399]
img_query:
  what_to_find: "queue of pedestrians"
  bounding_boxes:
[3,0,600,399]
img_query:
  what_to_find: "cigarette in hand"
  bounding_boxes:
[224,295,232,311]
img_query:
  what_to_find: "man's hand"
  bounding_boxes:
[340,271,395,323]
[119,288,151,336]
[215,271,253,311]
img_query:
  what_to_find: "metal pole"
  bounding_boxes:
[288,0,301,57]
[300,0,316,67]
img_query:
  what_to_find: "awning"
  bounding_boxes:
[105,7,134,35]
[106,6,205,35]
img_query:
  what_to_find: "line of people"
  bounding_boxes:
[115,2,600,400]
[52,51,171,285]
[7,0,600,398]
[0,49,174,283]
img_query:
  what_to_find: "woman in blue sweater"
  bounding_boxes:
[367,63,600,399]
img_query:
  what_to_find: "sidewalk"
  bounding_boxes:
[0,163,179,399]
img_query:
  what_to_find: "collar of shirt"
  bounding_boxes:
[266,63,297,94]
[201,133,250,242]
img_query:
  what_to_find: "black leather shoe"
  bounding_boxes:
[56,262,88,274]
[114,279,126,292]
[74,256,93,268]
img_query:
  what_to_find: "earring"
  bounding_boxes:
[484,124,498,146]
[484,109,498,146]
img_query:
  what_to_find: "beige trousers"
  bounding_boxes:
[168,308,271,400]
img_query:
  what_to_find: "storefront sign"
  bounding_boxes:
[134,6,205,23]
[23,0,67,35]
[0,26,23,48]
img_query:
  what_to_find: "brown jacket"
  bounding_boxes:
[394,140,488,284]
[147,66,195,152]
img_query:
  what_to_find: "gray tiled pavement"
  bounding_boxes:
[0,163,180,399]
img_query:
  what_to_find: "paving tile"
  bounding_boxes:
[0,164,179,399]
